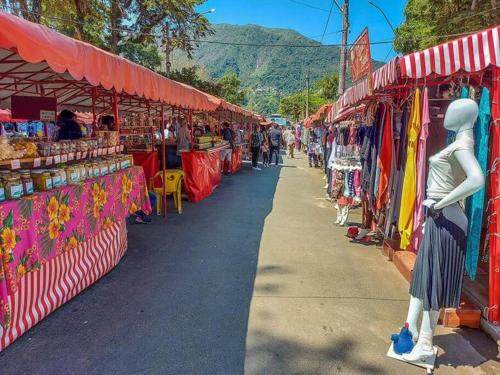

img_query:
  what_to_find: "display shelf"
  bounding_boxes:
[0,145,124,170]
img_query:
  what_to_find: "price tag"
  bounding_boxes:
[33,158,41,168]
[83,151,88,159]
[92,150,98,157]
[68,153,75,161]
[10,159,21,170]
[45,156,53,166]
[76,152,82,160]
[108,147,114,154]
[114,146,119,153]
[54,155,61,164]
[97,148,102,156]
[61,154,68,163]
[120,145,124,152]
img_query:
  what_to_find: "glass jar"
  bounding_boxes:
[108,159,117,174]
[66,166,80,185]
[50,142,61,156]
[78,164,86,182]
[92,163,100,178]
[50,169,62,188]
[37,141,51,157]
[4,174,24,200]
[68,141,77,153]
[32,170,53,191]
[0,180,5,202]
[99,161,108,176]
[85,163,93,179]
[19,170,34,195]
[59,168,67,186]
[59,140,70,155]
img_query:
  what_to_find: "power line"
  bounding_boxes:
[284,0,329,12]
[0,5,491,49]
[320,1,336,43]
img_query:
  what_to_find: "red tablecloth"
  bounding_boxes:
[131,151,159,186]
[181,148,223,203]
[229,145,243,173]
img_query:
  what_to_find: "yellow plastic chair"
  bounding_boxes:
[152,169,184,214]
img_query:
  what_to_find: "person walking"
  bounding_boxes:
[269,123,282,166]
[260,126,270,167]
[250,125,262,170]
[220,122,235,174]
[283,127,295,158]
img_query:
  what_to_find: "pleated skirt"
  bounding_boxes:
[409,202,468,311]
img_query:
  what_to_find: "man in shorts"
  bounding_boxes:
[220,122,235,174]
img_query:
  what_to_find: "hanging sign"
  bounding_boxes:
[349,28,373,91]
[40,110,56,122]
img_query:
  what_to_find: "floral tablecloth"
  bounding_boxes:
[0,166,150,329]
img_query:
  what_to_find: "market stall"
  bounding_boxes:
[0,9,262,350]
[326,25,500,328]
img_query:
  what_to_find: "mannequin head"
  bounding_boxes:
[443,98,478,131]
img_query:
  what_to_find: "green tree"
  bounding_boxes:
[217,72,247,106]
[279,90,327,122]
[0,0,213,71]
[394,0,499,53]
[168,66,222,96]
[315,73,339,101]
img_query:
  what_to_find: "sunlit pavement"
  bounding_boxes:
[0,153,499,374]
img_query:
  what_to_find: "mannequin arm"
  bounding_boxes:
[434,149,485,210]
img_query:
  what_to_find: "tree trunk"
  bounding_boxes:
[109,0,120,53]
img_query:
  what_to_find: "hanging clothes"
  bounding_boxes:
[386,104,410,237]
[398,89,422,250]
[372,104,387,207]
[376,104,393,210]
[411,87,430,253]
[466,87,491,280]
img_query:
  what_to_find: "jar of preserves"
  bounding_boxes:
[59,168,67,186]
[50,169,62,188]
[59,140,70,155]
[32,170,53,191]
[92,163,100,178]
[68,141,77,153]
[85,163,93,179]
[19,170,34,195]
[108,159,117,174]
[99,161,109,176]
[66,166,80,185]
[50,142,61,156]
[4,174,24,200]
[78,164,86,182]
[37,141,51,157]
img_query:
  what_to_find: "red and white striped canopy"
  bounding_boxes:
[400,25,500,79]
[328,57,398,123]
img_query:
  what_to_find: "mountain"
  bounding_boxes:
[172,24,382,115]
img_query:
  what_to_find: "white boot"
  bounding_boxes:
[402,332,434,362]
[334,203,342,224]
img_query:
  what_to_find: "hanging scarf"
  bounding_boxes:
[466,87,491,279]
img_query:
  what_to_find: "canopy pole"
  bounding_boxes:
[160,103,167,218]
[91,87,97,136]
[112,89,119,132]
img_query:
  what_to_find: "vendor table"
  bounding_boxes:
[227,144,243,174]
[131,151,159,187]
[180,145,227,203]
[0,166,150,351]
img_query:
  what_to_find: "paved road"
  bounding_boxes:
[0,153,499,374]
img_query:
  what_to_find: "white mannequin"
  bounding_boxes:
[401,98,485,362]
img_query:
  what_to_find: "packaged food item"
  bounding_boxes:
[78,164,86,182]
[50,142,61,156]
[32,170,53,191]
[50,169,62,188]
[0,180,5,202]
[92,163,100,178]
[4,173,24,200]
[99,161,108,176]
[37,141,51,157]
[19,170,34,195]
[66,166,80,185]
[108,159,117,173]
[59,168,67,186]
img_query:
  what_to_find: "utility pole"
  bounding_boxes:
[163,23,171,77]
[305,72,310,118]
[337,0,349,96]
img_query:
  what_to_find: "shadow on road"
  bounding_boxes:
[0,164,281,375]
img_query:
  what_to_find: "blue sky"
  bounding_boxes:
[198,0,407,62]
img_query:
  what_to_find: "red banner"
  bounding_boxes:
[349,28,373,86]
